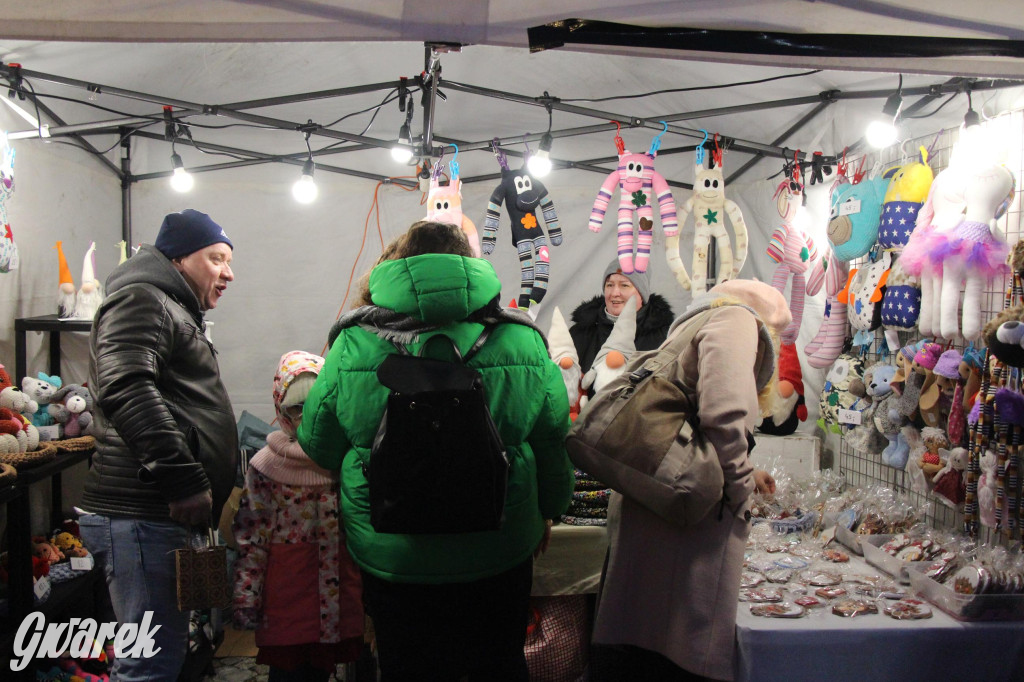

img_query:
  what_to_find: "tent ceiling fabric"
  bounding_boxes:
[1,1,1024,76]
[1,39,1022,193]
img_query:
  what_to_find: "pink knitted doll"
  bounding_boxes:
[768,176,818,344]
[589,124,677,274]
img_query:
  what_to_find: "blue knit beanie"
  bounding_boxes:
[155,209,233,260]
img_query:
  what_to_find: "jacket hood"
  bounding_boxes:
[104,244,202,322]
[369,254,502,325]
[570,292,675,335]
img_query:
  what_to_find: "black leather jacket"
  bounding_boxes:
[81,245,238,522]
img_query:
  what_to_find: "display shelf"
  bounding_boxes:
[13,447,92,487]
[14,314,92,383]
[0,483,20,505]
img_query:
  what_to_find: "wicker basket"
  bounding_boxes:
[55,435,96,453]
[0,441,57,469]
[0,462,16,486]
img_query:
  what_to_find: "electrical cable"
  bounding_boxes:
[903,92,960,119]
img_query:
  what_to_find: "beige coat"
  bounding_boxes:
[593,304,773,681]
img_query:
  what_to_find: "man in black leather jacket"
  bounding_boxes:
[78,209,238,681]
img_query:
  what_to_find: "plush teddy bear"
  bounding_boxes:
[47,383,93,438]
[0,406,29,454]
[846,362,895,454]
[0,386,40,450]
[932,446,967,508]
[983,303,1024,368]
[21,373,61,427]
[32,535,64,564]
[51,531,88,558]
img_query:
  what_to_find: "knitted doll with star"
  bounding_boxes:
[54,240,76,319]
[72,241,103,320]
[669,138,749,291]
[425,158,481,257]
[579,296,637,409]
[589,125,678,274]
[767,173,818,344]
[233,350,364,677]
[547,307,584,421]
[482,145,562,311]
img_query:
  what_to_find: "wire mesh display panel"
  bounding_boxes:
[836,111,1024,544]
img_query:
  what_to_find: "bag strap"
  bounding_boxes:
[624,308,717,392]
[389,324,495,364]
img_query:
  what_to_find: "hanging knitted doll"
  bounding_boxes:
[668,134,749,291]
[0,141,18,273]
[425,150,481,257]
[589,123,677,274]
[931,164,1016,339]
[482,143,562,311]
[767,167,818,344]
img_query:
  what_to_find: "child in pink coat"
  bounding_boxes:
[233,351,364,682]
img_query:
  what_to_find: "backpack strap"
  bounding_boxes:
[390,324,495,364]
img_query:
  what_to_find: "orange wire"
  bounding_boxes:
[319,175,418,356]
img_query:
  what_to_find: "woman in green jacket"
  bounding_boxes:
[298,221,574,682]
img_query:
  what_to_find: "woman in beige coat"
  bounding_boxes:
[592,279,788,682]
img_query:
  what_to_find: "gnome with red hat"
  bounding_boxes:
[758,341,807,436]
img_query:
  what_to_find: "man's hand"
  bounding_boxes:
[168,489,213,526]
[533,519,553,558]
[754,469,776,496]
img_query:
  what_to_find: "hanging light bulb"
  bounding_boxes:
[527,132,553,177]
[866,78,903,149]
[169,152,194,192]
[292,158,318,203]
[391,123,413,163]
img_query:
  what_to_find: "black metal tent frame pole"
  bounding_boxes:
[1,59,1021,195]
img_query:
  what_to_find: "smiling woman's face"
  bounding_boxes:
[604,273,643,316]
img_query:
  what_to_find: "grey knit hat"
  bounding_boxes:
[603,259,650,303]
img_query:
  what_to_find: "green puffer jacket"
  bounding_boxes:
[298,253,574,584]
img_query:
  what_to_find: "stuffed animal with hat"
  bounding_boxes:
[546,307,584,420]
[933,163,1015,339]
[580,296,637,409]
[589,123,678,274]
[758,342,807,436]
[54,240,76,319]
[72,241,103,321]
[932,446,967,508]
[47,384,94,438]
[22,373,61,427]
[669,134,748,291]
[425,154,481,257]
[933,349,966,444]
[0,140,18,273]
[482,143,562,312]
[767,173,819,344]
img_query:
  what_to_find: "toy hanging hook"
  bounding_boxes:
[648,120,668,156]
[695,129,709,166]
[431,145,446,181]
[612,120,625,155]
[711,132,723,168]
[448,143,460,179]
[522,133,533,159]
[491,137,509,171]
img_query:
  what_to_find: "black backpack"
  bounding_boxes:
[369,326,509,534]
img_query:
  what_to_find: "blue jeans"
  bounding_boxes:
[79,514,190,682]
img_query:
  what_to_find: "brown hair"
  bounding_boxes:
[354,221,473,307]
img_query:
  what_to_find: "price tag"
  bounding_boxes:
[839,199,861,216]
[838,409,862,425]
[33,577,49,600]
[71,555,93,571]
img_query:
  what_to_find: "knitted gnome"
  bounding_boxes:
[55,241,76,319]
[72,241,103,320]
[580,296,637,409]
[547,306,584,420]
[758,341,807,436]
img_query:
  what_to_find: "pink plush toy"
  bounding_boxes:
[425,151,480,257]
[589,124,677,274]
[767,174,818,344]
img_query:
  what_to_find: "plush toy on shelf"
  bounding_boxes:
[579,296,637,410]
[72,241,103,321]
[590,123,678,274]
[0,386,39,449]
[47,384,94,438]
[22,373,61,427]
[547,307,584,421]
[668,134,748,291]
[482,142,562,312]
[425,150,480,257]
[767,169,818,344]
[55,240,76,319]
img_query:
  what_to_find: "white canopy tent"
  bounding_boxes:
[1,4,1023,445]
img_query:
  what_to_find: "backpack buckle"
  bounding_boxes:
[628,368,652,384]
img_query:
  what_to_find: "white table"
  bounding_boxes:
[532,524,607,596]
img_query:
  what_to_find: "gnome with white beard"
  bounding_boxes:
[73,241,103,320]
[580,296,637,410]
[548,306,584,420]
[55,240,76,319]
